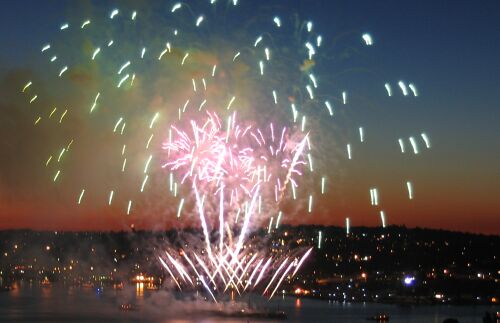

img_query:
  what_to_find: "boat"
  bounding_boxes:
[366,313,390,321]
[120,303,138,311]
[481,311,500,323]
[81,282,93,288]
[40,277,51,287]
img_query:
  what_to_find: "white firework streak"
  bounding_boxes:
[158,256,182,290]
[262,257,289,295]
[158,190,311,300]
[269,260,295,299]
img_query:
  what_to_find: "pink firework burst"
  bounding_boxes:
[162,111,309,209]
[159,112,312,300]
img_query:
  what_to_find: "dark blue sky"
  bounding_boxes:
[4,0,497,160]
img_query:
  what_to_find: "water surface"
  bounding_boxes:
[0,283,497,322]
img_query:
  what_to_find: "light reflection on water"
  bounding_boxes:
[0,283,497,323]
[40,285,52,300]
[136,282,144,298]
[9,281,21,298]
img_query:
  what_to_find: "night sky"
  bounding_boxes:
[0,0,499,234]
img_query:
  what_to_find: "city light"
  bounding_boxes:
[403,276,415,286]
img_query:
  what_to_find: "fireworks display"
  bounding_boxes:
[19,0,431,301]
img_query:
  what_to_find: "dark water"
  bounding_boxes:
[0,283,497,322]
